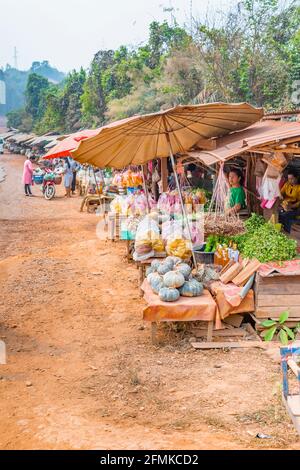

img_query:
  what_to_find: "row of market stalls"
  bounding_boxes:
[3,103,300,430]
[0,130,66,157]
[3,104,300,347]
[57,104,300,350]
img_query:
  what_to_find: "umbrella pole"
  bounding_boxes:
[168,148,198,270]
[140,165,150,214]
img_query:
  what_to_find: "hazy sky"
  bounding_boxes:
[1,0,236,73]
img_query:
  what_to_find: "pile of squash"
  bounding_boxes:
[146,257,204,302]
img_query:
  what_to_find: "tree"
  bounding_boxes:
[81,50,115,127]
[25,73,50,121]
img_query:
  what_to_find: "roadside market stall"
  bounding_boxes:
[182,119,300,335]
[71,102,266,343]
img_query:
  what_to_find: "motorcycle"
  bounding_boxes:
[33,168,62,200]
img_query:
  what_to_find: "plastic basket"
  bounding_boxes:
[54,176,62,185]
[33,175,44,185]
[193,244,215,264]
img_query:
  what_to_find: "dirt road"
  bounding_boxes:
[0,153,299,449]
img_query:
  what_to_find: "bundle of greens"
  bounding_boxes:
[204,213,297,263]
[241,223,297,263]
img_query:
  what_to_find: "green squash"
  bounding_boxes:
[150,277,164,294]
[159,287,180,302]
[157,261,173,275]
[180,280,204,297]
[163,271,185,288]
[146,266,155,276]
[165,256,182,267]
[147,272,162,285]
[175,263,192,280]
[151,260,161,272]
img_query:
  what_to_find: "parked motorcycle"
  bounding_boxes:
[33,168,62,200]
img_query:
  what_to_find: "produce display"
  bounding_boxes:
[157,189,207,215]
[204,213,245,236]
[194,265,220,287]
[240,223,297,263]
[110,193,156,216]
[166,238,192,259]
[112,169,143,188]
[209,213,297,263]
[147,257,204,302]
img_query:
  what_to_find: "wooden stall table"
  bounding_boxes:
[136,255,166,294]
[80,193,114,217]
[141,279,217,343]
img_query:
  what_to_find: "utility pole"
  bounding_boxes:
[13,47,18,69]
[190,0,193,37]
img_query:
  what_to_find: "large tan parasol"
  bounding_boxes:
[72,102,263,267]
[71,103,263,168]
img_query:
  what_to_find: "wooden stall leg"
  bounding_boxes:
[207,320,214,342]
[151,322,157,344]
[139,264,144,296]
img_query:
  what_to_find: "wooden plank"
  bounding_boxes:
[220,262,242,284]
[223,314,244,328]
[195,328,247,338]
[220,259,235,276]
[207,320,214,342]
[287,359,300,378]
[255,275,300,295]
[245,322,261,340]
[257,295,300,308]
[191,341,266,350]
[256,307,300,318]
[232,259,260,286]
[287,395,300,417]
[283,395,300,435]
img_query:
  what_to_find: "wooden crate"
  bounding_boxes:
[107,213,127,241]
[254,272,300,320]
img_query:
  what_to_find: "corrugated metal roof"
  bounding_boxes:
[0,131,17,140]
[9,133,36,144]
[29,134,61,147]
[188,121,300,165]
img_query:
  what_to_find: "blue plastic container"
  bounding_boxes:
[33,175,44,185]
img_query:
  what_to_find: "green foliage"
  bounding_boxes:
[6,2,299,133]
[261,311,296,345]
[228,213,297,263]
[6,109,33,132]
[25,73,50,121]
[241,223,297,263]
[244,213,266,233]
[1,61,65,117]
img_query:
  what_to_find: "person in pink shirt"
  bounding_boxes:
[22,156,35,197]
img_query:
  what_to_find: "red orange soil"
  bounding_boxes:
[0,153,299,449]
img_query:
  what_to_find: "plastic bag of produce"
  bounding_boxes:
[166,238,192,259]
[135,215,160,241]
[162,220,184,241]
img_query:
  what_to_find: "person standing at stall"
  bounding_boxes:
[70,158,80,195]
[22,155,35,197]
[279,169,300,233]
[226,168,246,215]
[63,157,74,198]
